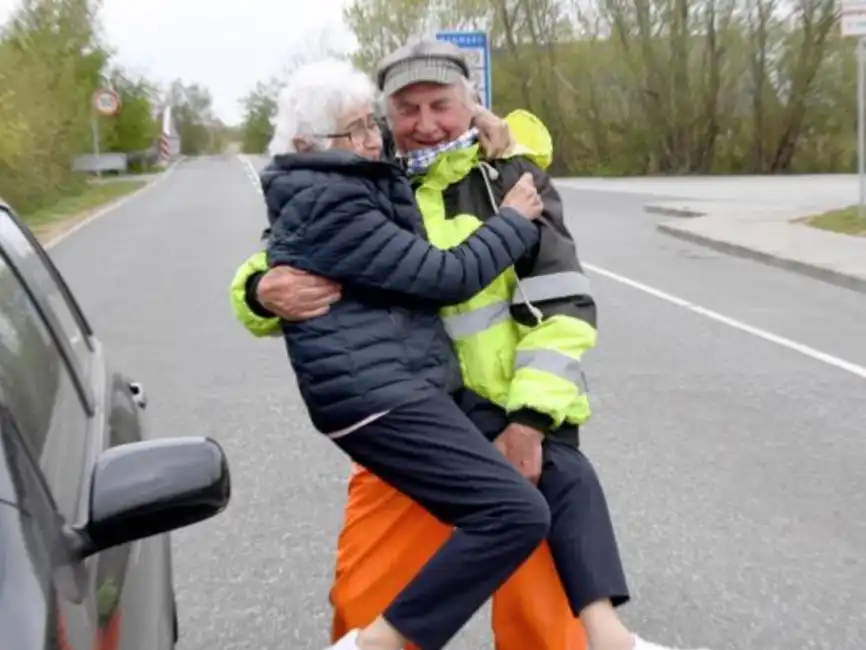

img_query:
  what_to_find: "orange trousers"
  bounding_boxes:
[329,464,587,650]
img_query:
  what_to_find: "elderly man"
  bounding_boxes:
[231,41,708,650]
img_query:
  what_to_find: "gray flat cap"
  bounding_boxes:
[376,39,470,97]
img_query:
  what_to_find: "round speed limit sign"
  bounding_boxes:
[92,88,120,116]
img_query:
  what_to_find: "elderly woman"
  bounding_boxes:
[263,57,552,650]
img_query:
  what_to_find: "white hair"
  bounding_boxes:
[268,58,376,156]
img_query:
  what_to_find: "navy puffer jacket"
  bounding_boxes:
[263,151,539,434]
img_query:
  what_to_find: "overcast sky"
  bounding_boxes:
[0,0,357,124]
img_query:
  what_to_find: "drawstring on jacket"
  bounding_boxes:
[478,161,544,327]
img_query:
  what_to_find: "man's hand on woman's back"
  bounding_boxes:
[258,266,342,321]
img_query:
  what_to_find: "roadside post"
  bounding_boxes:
[842,1,866,219]
[91,87,121,179]
[435,30,492,110]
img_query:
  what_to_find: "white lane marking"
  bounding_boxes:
[582,262,866,381]
[238,154,262,195]
[45,161,180,250]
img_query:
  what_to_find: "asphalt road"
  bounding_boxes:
[46,156,866,650]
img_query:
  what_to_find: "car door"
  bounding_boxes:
[0,206,173,650]
[0,226,94,650]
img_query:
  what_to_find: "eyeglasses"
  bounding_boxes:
[318,116,381,145]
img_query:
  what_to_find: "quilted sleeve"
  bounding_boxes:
[267,181,540,306]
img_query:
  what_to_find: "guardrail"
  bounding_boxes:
[73,153,128,174]
[73,148,167,175]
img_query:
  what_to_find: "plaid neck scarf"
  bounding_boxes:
[400,127,479,177]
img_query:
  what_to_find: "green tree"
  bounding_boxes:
[239,79,281,153]
[208,118,234,154]
[342,0,852,176]
[0,0,219,213]
[0,0,109,211]
[101,68,159,154]
[166,80,219,155]
[343,0,436,72]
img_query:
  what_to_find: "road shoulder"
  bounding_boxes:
[26,179,149,244]
[35,163,179,250]
[650,201,866,294]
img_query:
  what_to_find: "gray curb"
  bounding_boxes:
[657,221,866,295]
[644,204,706,218]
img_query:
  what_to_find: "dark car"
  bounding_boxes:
[0,202,231,650]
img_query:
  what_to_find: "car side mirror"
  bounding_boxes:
[68,437,230,560]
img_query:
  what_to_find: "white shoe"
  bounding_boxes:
[632,634,711,650]
[327,629,360,650]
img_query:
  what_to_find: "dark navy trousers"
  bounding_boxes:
[454,388,631,615]
[333,388,630,650]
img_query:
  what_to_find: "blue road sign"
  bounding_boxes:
[435,30,492,109]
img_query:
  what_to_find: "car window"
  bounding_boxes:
[0,249,90,521]
[0,403,63,574]
[0,209,92,381]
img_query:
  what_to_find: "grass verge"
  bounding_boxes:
[22,179,148,243]
[801,206,866,237]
